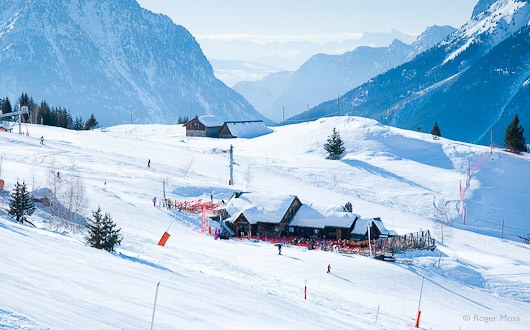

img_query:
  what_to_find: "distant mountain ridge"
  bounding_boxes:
[290,0,530,145]
[0,0,266,125]
[234,25,455,122]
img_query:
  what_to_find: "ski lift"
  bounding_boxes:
[0,105,30,135]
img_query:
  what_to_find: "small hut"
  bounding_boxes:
[218,120,272,139]
[183,115,224,137]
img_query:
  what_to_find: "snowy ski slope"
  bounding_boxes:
[0,117,529,329]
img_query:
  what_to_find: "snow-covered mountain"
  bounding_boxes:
[0,0,266,125]
[472,0,499,17]
[234,26,455,123]
[295,0,530,145]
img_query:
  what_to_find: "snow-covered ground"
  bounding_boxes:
[1,117,529,329]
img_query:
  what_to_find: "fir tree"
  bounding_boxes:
[343,202,352,213]
[18,92,30,107]
[73,116,84,130]
[101,213,122,252]
[324,127,345,160]
[86,207,104,250]
[85,207,122,252]
[431,121,441,138]
[8,180,35,226]
[1,97,12,114]
[504,114,527,152]
[84,113,98,130]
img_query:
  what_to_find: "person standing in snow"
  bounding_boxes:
[153,197,156,207]
[327,264,331,273]
[40,136,44,145]
[147,159,150,168]
[278,244,282,255]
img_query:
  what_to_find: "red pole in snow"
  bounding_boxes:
[304,279,307,299]
[414,277,424,328]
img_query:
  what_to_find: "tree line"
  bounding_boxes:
[1,93,98,130]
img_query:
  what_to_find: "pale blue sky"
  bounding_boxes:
[137,0,479,42]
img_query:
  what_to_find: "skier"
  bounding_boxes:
[148,159,150,168]
[278,244,282,255]
[40,136,44,145]
[327,264,331,273]
[153,197,156,207]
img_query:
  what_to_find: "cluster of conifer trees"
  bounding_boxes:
[0,93,98,130]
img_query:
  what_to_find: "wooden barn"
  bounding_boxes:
[289,205,359,239]
[218,120,272,139]
[222,192,302,238]
[183,115,224,137]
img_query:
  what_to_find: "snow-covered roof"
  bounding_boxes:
[224,192,297,224]
[289,205,358,229]
[197,115,224,127]
[224,121,272,138]
[0,123,13,130]
[351,217,398,236]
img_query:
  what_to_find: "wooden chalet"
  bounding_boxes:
[218,120,272,139]
[219,192,398,242]
[183,115,224,137]
[223,192,302,238]
[289,205,359,239]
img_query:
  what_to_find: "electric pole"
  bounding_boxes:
[229,144,234,185]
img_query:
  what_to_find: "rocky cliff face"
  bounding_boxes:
[0,0,266,125]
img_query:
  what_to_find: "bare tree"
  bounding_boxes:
[64,162,86,232]
[47,160,59,229]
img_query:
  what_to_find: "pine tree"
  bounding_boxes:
[504,114,527,152]
[86,207,104,250]
[83,113,98,130]
[85,207,122,252]
[8,180,35,226]
[1,97,12,114]
[101,213,122,252]
[431,121,441,138]
[343,202,352,213]
[73,116,84,130]
[324,127,345,160]
[18,92,30,107]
